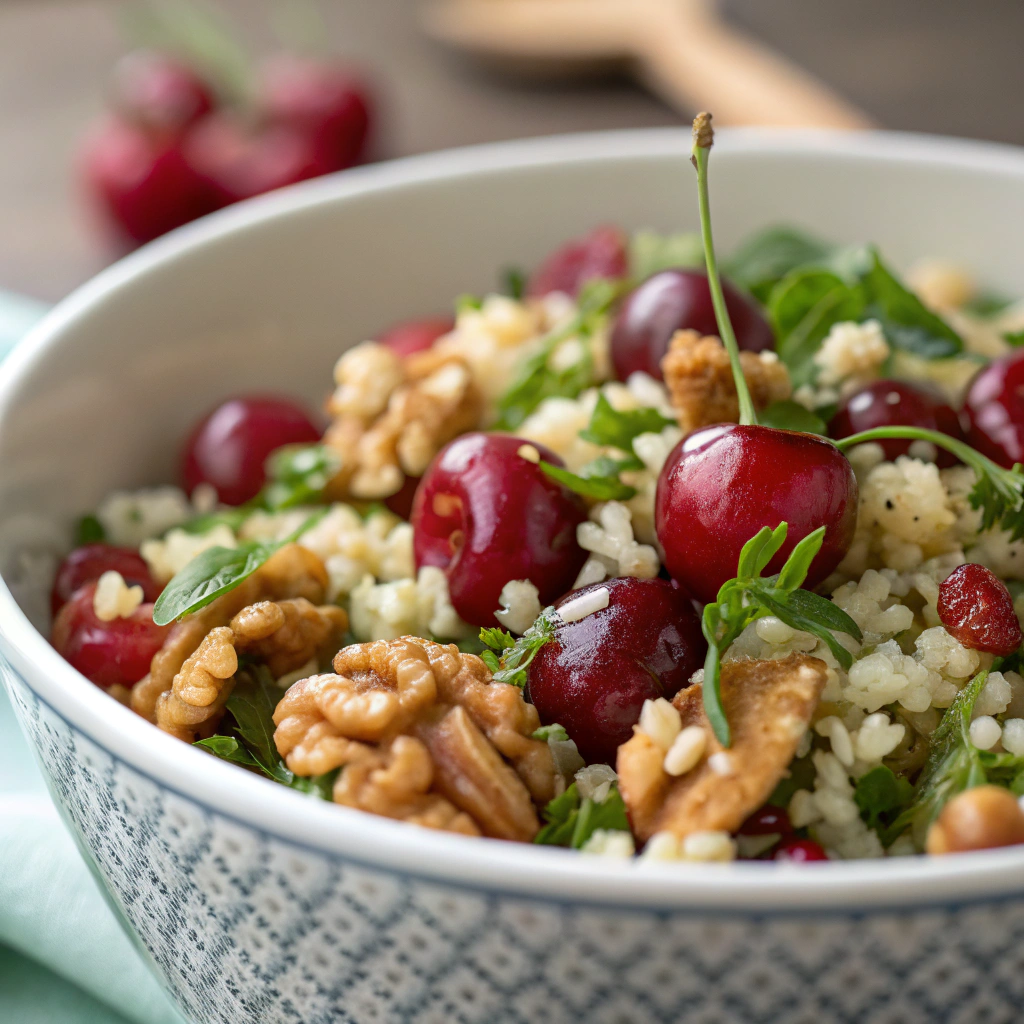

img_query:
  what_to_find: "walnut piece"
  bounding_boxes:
[617,654,826,842]
[324,342,483,500]
[661,330,791,433]
[273,637,556,840]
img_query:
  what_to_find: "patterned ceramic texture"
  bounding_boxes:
[7,668,1024,1024]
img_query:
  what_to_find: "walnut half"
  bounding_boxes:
[273,637,557,840]
[617,654,827,842]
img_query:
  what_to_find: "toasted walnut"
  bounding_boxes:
[617,654,826,842]
[273,637,556,839]
[324,343,483,500]
[660,330,791,433]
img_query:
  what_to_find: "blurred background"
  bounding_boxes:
[2,0,1023,303]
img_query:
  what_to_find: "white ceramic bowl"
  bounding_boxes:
[3,129,1024,1024]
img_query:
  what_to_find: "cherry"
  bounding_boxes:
[110,51,215,135]
[830,380,964,468]
[655,424,858,604]
[80,116,220,245]
[377,317,454,359]
[739,805,794,836]
[773,837,828,862]
[51,544,161,617]
[181,395,322,506]
[52,583,170,690]
[527,577,705,765]
[411,433,587,627]
[610,269,774,381]
[937,563,1022,656]
[526,225,628,299]
[384,474,421,521]
[260,56,372,170]
[963,350,1024,468]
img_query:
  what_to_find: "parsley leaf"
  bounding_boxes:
[578,393,675,450]
[854,764,914,832]
[261,444,341,511]
[628,230,704,282]
[75,513,106,545]
[534,782,630,848]
[502,266,526,300]
[1004,329,1024,348]
[479,606,560,687]
[723,225,834,304]
[701,523,862,746]
[538,458,637,500]
[758,400,828,435]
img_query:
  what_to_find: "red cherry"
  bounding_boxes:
[110,51,215,134]
[610,269,774,381]
[528,578,704,765]
[51,543,161,617]
[261,56,372,170]
[830,380,965,468]
[181,395,322,506]
[384,475,421,521]
[377,317,454,359]
[52,583,170,690]
[937,563,1022,656]
[964,350,1024,468]
[411,433,587,627]
[80,116,220,245]
[739,805,794,836]
[526,226,628,299]
[774,837,828,862]
[655,424,858,604]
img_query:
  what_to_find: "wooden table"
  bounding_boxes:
[1,0,1022,303]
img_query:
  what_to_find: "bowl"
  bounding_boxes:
[3,128,1024,1024]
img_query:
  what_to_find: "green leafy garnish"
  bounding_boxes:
[503,266,526,300]
[261,444,341,511]
[153,510,326,624]
[628,230,703,282]
[534,782,630,848]
[964,291,1013,319]
[538,458,637,501]
[75,514,106,545]
[1004,329,1024,348]
[479,606,560,687]
[177,506,254,536]
[700,523,862,746]
[578,393,675,450]
[455,293,482,313]
[854,764,914,833]
[758,400,827,435]
[723,225,834,303]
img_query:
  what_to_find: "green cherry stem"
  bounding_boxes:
[691,112,758,428]
[833,425,1001,473]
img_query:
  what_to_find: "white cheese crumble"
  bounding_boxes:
[92,571,144,622]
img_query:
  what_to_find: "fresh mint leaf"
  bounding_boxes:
[629,230,704,282]
[153,509,326,624]
[578,393,675,451]
[75,514,106,545]
[479,606,560,687]
[503,266,526,300]
[724,226,834,303]
[533,723,570,742]
[539,459,637,501]
[534,782,630,849]
[855,765,914,830]
[758,400,827,436]
[262,444,340,511]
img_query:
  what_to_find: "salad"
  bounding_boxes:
[47,115,1024,863]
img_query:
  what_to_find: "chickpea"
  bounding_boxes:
[926,785,1024,855]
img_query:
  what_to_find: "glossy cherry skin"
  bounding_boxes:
[527,225,628,298]
[528,578,704,765]
[610,269,774,381]
[937,563,1023,657]
[773,837,828,862]
[656,424,858,604]
[384,474,421,521]
[110,51,215,134]
[829,380,964,468]
[411,433,587,627]
[377,316,454,358]
[739,805,794,836]
[51,543,161,617]
[51,583,170,689]
[964,350,1024,468]
[181,395,322,506]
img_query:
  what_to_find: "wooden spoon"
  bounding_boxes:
[420,0,873,129]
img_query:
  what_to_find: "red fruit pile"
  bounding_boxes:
[81,49,372,246]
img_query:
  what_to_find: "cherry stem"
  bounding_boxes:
[833,425,1002,477]
[691,113,758,428]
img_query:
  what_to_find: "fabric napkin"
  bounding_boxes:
[0,290,185,1024]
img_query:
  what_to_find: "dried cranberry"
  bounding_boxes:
[51,543,161,617]
[527,226,628,298]
[773,838,828,862]
[937,563,1022,656]
[739,805,794,836]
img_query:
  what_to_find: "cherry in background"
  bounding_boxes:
[52,582,170,690]
[181,395,322,506]
[51,543,162,617]
[526,226,628,299]
[963,349,1024,468]
[610,269,774,381]
[528,577,705,765]
[377,316,454,359]
[656,424,858,604]
[411,433,587,626]
[109,51,215,134]
[830,380,965,467]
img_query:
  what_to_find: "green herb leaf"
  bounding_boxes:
[758,400,827,436]
[75,514,106,545]
[538,459,637,501]
[1004,329,1024,348]
[177,506,255,536]
[262,443,340,511]
[578,393,675,450]
[628,230,704,282]
[291,768,341,800]
[153,510,326,624]
[503,266,526,300]
[534,782,630,848]
[724,226,834,303]
[774,526,826,592]
[479,606,560,687]
[194,734,262,770]
[455,293,482,313]
[964,291,1013,319]
[855,765,914,831]
[224,666,292,783]
[532,723,570,742]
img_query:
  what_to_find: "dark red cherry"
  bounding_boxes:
[110,51,215,134]
[377,317,454,358]
[774,837,828,862]
[830,380,964,467]
[528,578,704,765]
[384,474,421,521]
[964,350,1024,468]
[937,563,1022,656]
[610,269,774,381]
[655,424,858,604]
[51,543,161,617]
[411,433,587,627]
[527,225,628,298]
[181,395,322,506]
[739,805,794,836]
[52,583,170,689]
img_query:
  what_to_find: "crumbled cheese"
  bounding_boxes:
[92,571,143,621]
[813,319,889,388]
[576,502,659,584]
[494,579,543,635]
[681,831,736,862]
[581,829,635,857]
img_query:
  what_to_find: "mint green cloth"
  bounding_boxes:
[0,290,185,1024]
